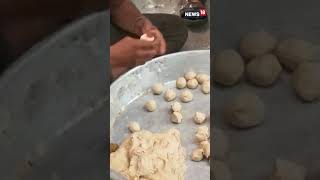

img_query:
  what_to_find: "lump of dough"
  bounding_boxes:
[195,126,209,142]
[201,81,210,94]
[193,112,206,124]
[171,112,183,124]
[223,93,264,129]
[164,89,176,102]
[140,33,155,42]
[212,161,232,180]
[191,148,204,162]
[171,102,182,112]
[176,77,187,89]
[199,140,210,158]
[212,129,230,160]
[110,128,187,180]
[144,100,157,112]
[292,62,320,102]
[196,73,210,84]
[152,83,164,95]
[275,38,314,71]
[213,49,244,86]
[184,71,197,80]
[128,121,141,133]
[270,159,306,180]
[187,79,198,89]
[246,54,282,87]
[180,90,193,103]
[240,31,277,59]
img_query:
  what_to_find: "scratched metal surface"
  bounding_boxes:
[110,50,210,180]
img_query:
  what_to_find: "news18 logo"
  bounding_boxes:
[181,8,207,20]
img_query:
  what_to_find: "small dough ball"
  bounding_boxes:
[171,101,182,112]
[171,112,183,123]
[140,33,155,42]
[213,49,244,86]
[187,79,198,89]
[292,62,320,102]
[201,81,210,94]
[164,89,176,102]
[223,93,264,129]
[110,143,119,153]
[144,100,157,112]
[271,159,306,180]
[180,90,193,103]
[246,54,282,87]
[128,121,140,133]
[212,129,230,160]
[193,112,206,124]
[275,38,314,71]
[176,77,187,89]
[152,83,164,95]
[196,73,210,84]
[191,148,204,161]
[195,126,209,142]
[240,31,277,59]
[200,140,210,158]
[184,71,197,80]
[212,161,232,180]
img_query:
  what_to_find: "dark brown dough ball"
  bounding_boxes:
[240,31,277,59]
[275,38,314,71]
[292,62,320,102]
[223,93,265,129]
[213,49,245,86]
[246,54,282,87]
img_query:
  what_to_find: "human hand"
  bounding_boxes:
[110,36,158,68]
[141,20,167,55]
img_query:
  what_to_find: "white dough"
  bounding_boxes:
[201,81,210,94]
[195,126,209,142]
[184,71,197,80]
[191,148,204,162]
[199,140,210,158]
[164,89,177,102]
[171,102,182,112]
[128,121,141,133]
[196,73,210,84]
[187,79,198,89]
[152,83,164,95]
[180,90,193,103]
[140,33,155,42]
[275,38,314,71]
[171,112,183,124]
[193,112,206,124]
[176,77,187,89]
[240,31,277,59]
[144,100,157,112]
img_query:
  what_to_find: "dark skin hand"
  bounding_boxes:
[110,0,166,78]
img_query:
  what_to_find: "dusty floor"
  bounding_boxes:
[132,0,210,51]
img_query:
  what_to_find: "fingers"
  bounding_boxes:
[146,29,167,55]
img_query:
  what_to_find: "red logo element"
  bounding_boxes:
[200,9,206,16]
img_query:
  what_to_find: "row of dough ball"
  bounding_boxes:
[191,126,210,161]
[213,31,320,102]
[143,90,194,112]
[170,101,207,124]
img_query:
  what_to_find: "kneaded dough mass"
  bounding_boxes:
[184,71,197,80]
[187,79,198,89]
[110,128,186,180]
[223,93,264,129]
[171,112,183,124]
[152,83,164,95]
[201,81,210,94]
[193,112,206,124]
[213,49,245,86]
[292,62,320,102]
[240,31,277,59]
[128,121,141,133]
[171,101,182,112]
[246,54,282,87]
[275,38,314,71]
[144,100,157,112]
[176,77,187,89]
[180,90,193,103]
[196,73,210,84]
